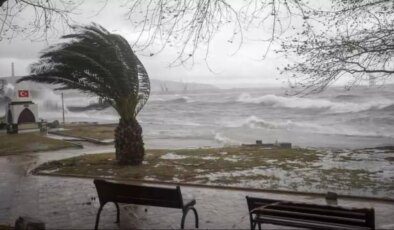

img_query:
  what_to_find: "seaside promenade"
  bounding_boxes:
[1,141,394,229]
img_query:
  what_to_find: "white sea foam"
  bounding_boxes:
[202,156,220,160]
[150,95,193,103]
[225,116,295,130]
[4,83,15,97]
[241,116,278,129]
[236,93,393,113]
[214,132,240,145]
[160,152,188,160]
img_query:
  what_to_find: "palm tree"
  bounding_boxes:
[17,23,150,165]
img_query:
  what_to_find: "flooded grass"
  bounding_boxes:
[0,132,79,156]
[33,146,394,198]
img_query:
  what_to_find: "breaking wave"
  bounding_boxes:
[150,95,193,103]
[228,115,309,131]
[240,116,278,129]
[226,115,394,138]
[214,132,240,145]
[236,93,393,113]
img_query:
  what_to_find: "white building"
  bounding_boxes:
[5,87,38,133]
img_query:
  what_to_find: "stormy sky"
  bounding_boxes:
[0,1,336,88]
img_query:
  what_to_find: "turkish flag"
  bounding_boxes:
[18,90,29,98]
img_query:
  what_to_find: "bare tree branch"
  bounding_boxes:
[279,0,394,94]
[123,0,312,66]
[0,0,83,41]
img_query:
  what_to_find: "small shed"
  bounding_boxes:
[5,88,38,133]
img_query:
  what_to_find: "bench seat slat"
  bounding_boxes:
[250,200,370,214]
[266,204,366,218]
[252,209,367,226]
[255,215,371,230]
[116,196,182,208]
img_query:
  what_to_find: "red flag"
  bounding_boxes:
[18,90,29,98]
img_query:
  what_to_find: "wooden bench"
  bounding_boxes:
[94,179,199,229]
[246,196,375,230]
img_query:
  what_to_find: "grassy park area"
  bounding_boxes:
[35,146,317,181]
[0,132,80,156]
[33,146,394,197]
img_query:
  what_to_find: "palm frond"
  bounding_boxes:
[135,57,150,115]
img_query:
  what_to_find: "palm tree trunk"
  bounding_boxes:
[115,118,145,165]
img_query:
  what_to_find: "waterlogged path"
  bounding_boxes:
[1,141,394,229]
[0,142,117,228]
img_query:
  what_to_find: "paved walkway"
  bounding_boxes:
[1,141,394,229]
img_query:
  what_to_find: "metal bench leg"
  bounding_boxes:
[190,207,199,228]
[95,205,104,230]
[181,209,189,229]
[249,213,255,230]
[114,202,120,223]
[258,222,262,230]
[181,206,199,229]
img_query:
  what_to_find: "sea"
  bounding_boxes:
[142,86,394,149]
[3,83,392,150]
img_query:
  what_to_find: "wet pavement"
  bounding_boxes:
[1,141,394,229]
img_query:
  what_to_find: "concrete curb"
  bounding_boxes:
[48,131,114,145]
[0,143,82,157]
[35,171,394,203]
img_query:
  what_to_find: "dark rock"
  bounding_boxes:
[15,216,45,230]
[279,142,292,148]
[325,192,338,206]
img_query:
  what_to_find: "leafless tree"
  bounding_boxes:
[279,0,394,93]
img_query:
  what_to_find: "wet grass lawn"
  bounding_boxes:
[0,225,12,230]
[0,132,79,156]
[55,123,116,140]
[34,146,394,197]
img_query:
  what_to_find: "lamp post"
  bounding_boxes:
[61,92,65,127]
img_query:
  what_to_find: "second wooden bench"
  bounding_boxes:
[246,196,375,230]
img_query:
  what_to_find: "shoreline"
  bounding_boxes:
[47,122,394,150]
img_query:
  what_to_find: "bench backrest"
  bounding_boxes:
[246,196,375,229]
[94,179,184,209]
